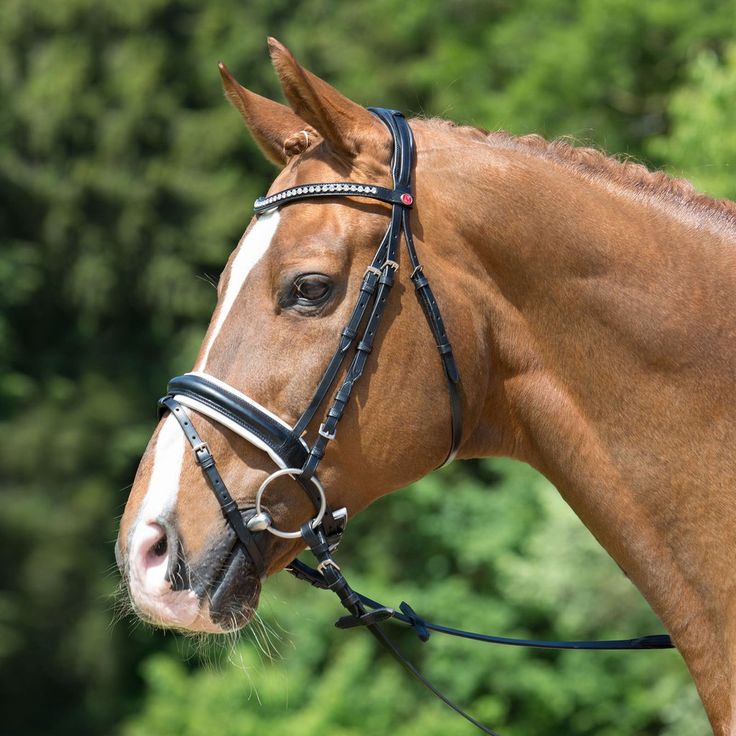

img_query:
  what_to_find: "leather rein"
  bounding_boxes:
[159,108,673,735]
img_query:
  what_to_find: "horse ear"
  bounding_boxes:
[218,62,318,166]
[266,38,385,161]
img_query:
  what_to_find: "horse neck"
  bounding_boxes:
[417,130,736,730]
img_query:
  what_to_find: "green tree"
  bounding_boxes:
[649,43,736,200]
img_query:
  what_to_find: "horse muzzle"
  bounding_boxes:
[118,511,265,632]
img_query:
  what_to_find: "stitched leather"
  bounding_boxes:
[165,374,325,515]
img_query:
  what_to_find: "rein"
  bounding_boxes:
[159,108,673,735]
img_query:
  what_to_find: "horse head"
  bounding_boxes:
[116,40,480,632]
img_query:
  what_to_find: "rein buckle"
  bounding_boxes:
[335,607,395,630]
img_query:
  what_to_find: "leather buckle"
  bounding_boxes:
[191,441,211,462]
[319,422,336,440]
[335,607,395,629]
[317,558,341,574]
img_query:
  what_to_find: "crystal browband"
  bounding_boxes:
[254,181,413,213]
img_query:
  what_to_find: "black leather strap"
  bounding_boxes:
[167,374,330,517]
[168,374,308,469]
[291,232,390,438]
[160,396,267,575]
[287,559,675,651]
[300,223,401,479]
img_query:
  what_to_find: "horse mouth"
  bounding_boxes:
[204,545,262,630]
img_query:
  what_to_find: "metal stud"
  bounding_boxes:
[246,511,272,532]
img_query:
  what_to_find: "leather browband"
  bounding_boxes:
[254,182,412,213]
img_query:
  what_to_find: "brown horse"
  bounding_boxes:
[117,38,736,733]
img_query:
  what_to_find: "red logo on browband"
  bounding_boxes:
[400,193,413,206]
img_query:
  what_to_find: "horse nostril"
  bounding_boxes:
[151,535,168,558]
[129,520,190,594]
[143,523,168,562]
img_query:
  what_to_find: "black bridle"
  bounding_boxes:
[159,108,673,735]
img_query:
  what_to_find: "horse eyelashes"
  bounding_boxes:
[283,273,333,310]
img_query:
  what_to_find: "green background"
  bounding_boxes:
[2,1,736,734]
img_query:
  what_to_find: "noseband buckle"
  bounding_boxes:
[191,441,211,463]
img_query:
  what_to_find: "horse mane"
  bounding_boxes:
[421,118,736,229]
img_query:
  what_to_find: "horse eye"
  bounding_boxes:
[291,274,332,305]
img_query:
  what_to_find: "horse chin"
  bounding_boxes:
[196,547,263,632]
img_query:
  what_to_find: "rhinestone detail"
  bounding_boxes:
[255,182,397,212]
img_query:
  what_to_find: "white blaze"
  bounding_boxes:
[127,412,196,626]
[130,210,280,559]
[126,211,280,622]
[136,413,186,528]
[197,210,281,370]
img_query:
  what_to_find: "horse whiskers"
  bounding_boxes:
[197,273,219,291]
[252,611,285,661]
[245,615,274,664]
[181,630,216,665]
[226,628,261,704]
[103,561,123,578]
[109,578,138,628]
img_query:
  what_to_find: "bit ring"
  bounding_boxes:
[254,467,326,539]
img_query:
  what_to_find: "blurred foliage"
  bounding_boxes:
[1,0,734,734]
[649,42,736,201]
